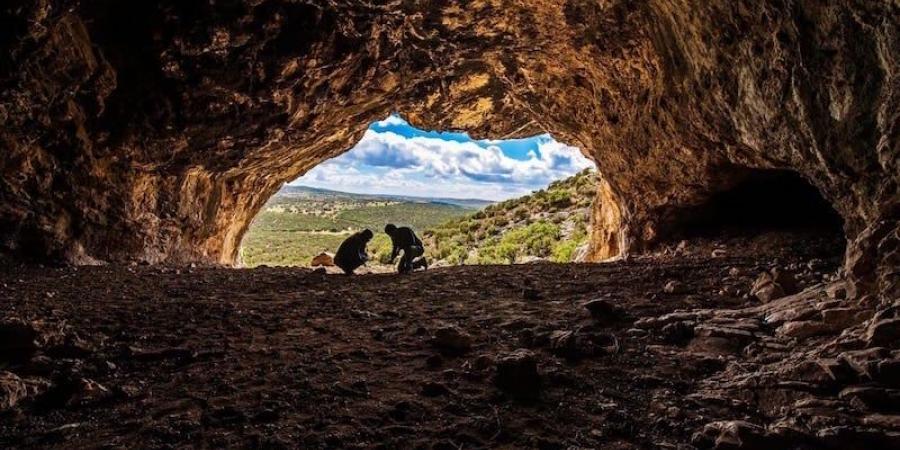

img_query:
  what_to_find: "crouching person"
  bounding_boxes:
[384,224,428,274]
[334,229,374,275]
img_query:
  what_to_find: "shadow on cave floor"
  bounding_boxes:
[0,239,850,448]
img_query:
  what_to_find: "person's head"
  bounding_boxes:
[361,229,374,241]
[384,224,397,235]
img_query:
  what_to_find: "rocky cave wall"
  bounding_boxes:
[0,1,897,299]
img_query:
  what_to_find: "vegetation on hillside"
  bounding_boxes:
[424,169,597,265]
[240,190,476,267]
[240,170,598,268]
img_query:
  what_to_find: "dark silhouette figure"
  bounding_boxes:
[334,229,374,274]
[385,224,428,274]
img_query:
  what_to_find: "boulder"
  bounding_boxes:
[495,349,540,400]
[431,326,472,355]
[310,252,335,267]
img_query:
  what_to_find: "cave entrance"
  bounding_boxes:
[238,115,597,270]
[659,168,846,259]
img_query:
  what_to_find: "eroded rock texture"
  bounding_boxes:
[0,1,897,296]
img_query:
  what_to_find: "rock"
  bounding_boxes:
[750,273,783,303]
[548,330,598,360]
[664,280,688,294]
[866,318,900,348]
[821,308,870,329]
[839,387,900,412]
[862,414,900,430]
[495,349,540,400]
[431,326,472,355]
[583,299,624,322]
[660,321,695,345]
[0,371,27,411]
[776,321,831,339]
[841,347,891,378]
[692,420,772,449]
[711,248,727,258]
[67,378,112,406]
[826,284,848,300]
[310,252,335,267]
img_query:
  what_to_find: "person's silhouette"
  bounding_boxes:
[384,224,428,274]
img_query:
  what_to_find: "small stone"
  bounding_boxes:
[67,378,112,406]
[711,248,727,258]
[495,349,540,400]
[664,280,688,294]
[750,273,784,303]
[0,371,27,411]
[310,252,335,267]
[660,321,694,345]
[728,267,741,277]
[692,420,771,449]
[549,330,597,360]
[583,299,624,322]
[431,326,472,355]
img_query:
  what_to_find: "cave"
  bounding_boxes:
[1,1,898,447]
[657,168,847,258]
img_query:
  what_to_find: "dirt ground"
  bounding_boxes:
[0,233,845,449]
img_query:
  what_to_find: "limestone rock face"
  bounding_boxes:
[0,1,896,297]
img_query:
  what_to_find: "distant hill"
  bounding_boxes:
[276,185,495,209]
[424,169,597,265]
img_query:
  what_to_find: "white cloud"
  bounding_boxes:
[292,130,594,201]
[372,115,407,128]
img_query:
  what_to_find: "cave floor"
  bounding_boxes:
[0,237,845,449]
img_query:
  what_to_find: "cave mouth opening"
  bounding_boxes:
[238,115,598,269]
[659,168,846,258]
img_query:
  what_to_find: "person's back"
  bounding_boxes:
[333,229,373,274]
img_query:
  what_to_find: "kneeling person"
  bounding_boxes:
[334,229,374,275]
[385,224,428,274]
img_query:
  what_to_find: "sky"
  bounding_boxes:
[290,115,594,201]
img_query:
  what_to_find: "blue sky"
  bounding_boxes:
[291,115,594,201]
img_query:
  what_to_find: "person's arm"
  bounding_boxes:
[389,242,399,262]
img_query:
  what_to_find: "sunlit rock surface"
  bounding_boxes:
[0,0,896,298]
